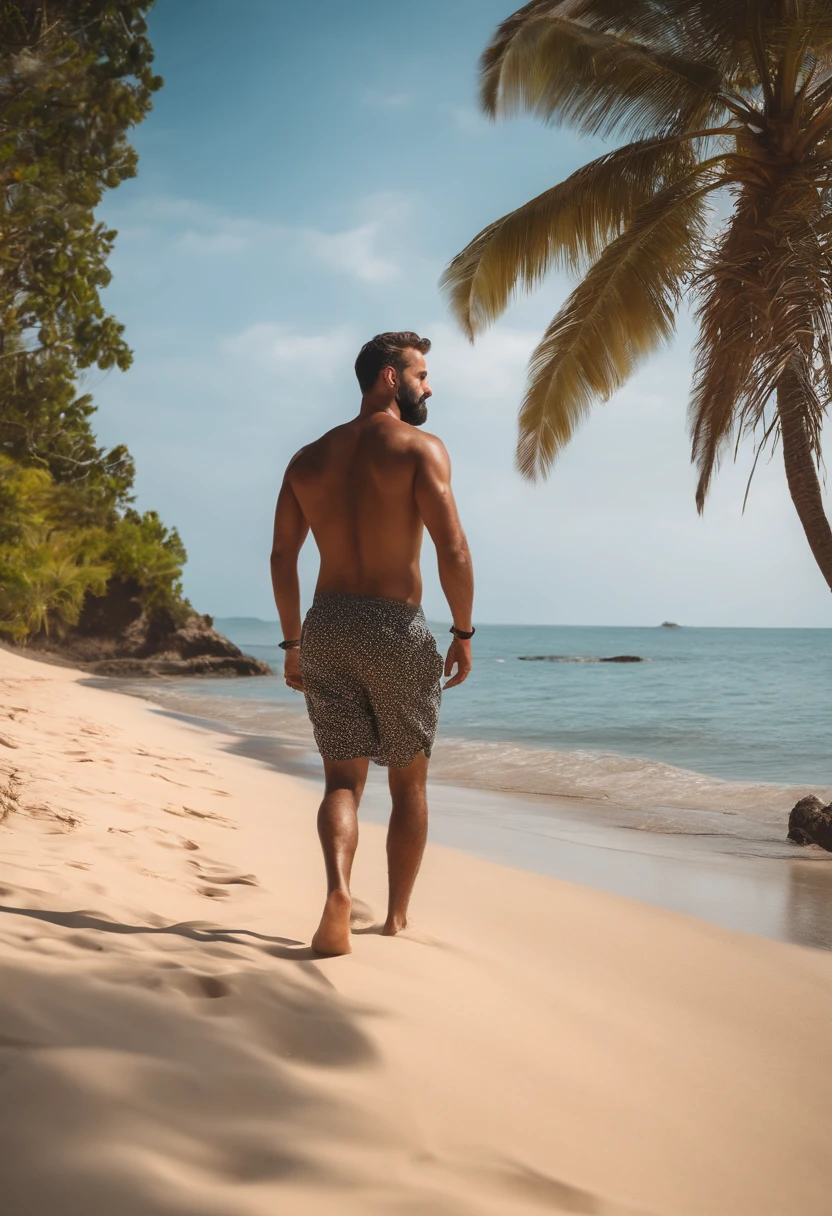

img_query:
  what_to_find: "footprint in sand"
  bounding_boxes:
[190,974,230,999]
[162,970,231,998]
[25,804,79,831]
[349,898,376,929]
[163,805,235,828]
[190,859,258,886]
[143,827,199,851]
[65,933,104,952]
[198,885,230,899]
[152,771,187,787]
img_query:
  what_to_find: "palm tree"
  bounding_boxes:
[441,1,832,591]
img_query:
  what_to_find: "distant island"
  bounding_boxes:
[660,621,681,628]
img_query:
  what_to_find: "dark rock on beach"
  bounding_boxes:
[86,654,270,678]
[788,796,832,851]
[26,594,271,678]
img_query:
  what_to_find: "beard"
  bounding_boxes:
[397,383,429,427]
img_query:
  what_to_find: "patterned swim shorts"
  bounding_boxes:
[300,591,443,769]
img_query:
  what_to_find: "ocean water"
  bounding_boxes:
[135,618,831,819]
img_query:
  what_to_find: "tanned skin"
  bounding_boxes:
[270,347,474,955]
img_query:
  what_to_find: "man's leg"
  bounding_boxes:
[383,751,429,936]
[312,756,369,956]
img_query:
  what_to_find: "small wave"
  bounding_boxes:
[114,681,831,848]
[427,734,830,826]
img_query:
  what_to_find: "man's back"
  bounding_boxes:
[270,330,473,954]
[288,413,428,604]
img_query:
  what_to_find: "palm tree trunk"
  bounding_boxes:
[777,366,832,593]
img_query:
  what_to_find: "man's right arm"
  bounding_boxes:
[270,459,310,692]
[414,436,474,689]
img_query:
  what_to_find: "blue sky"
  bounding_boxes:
[91,0,831,627]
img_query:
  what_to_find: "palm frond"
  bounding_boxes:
[555,0,756,66]
[580,1,816,66]
[480,9,725,138]
[440,137,705,339]
[689,246,759,509]
[480,1,569,116]
[516,178,714,479]
[691,184,832,507]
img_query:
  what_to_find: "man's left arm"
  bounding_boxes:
[270,470,309,691]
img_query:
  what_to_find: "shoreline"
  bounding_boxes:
[94,672,832,820]
[139,701,832,952]
[3,644,832,1214]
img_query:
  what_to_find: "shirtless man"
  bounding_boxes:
[270,331,474,956]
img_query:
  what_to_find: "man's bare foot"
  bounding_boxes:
[381,913,407,937]
[312,889,352,955]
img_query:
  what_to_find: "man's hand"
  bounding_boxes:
[443,637,472,690]
[284,647,304,693]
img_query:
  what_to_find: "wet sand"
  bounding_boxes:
[141,708,832,952]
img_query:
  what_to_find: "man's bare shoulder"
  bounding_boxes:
[410,427,450,469]
[371,415,447,455]
[286,424,352,478]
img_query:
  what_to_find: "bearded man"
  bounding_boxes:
[270,331,474,955]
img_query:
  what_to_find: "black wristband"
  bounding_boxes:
[450,625,475,640]
[278,639,301,650]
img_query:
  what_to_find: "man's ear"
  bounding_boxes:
[381,365,397,390]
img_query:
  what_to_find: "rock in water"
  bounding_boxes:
[517,655,645,663]
[788,796,832,851]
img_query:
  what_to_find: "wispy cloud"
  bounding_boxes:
[117,192,408,282]
[439,103,491,134]
[178,228,252,255]
[221,323,355,378]
[301,209,401,282]
[362,88,411,109]
[426,321,538,405]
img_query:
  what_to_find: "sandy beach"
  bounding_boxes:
[2,644,832,1215]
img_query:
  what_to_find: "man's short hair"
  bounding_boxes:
[354,331,431,394]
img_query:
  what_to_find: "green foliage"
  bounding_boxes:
[104,509,189,619]
[0,3,193,641]
[0,333,135,510]
[0,0,162,370]
[0,535,111,640]
[0,455,111,640]
[0,457,189,640]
